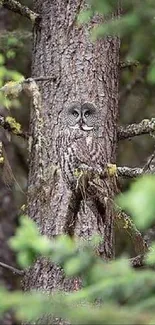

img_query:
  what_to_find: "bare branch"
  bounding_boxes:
[2,0,40,22]
[117,166,144,178]
[118,118,155,140]
[120,60,139,69]
[0,261,24,275]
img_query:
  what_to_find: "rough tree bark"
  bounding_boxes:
[24,0,120,300]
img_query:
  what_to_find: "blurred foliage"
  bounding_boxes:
[118,176,155,230]
[78,0,155,75]
[0,52,23,108]
[0,175,154,323]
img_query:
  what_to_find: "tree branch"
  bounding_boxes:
[0,116,28,139]
[120,60,139,69]
[117,165,155,177]
[2,0,40,22]
[117,166,144,178]
[0,261,24,275]
[118,118,155,140]
[115,208,148,255]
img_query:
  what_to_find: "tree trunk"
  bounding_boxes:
[24,0,120,295]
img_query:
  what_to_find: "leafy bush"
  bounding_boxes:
[0,174,154,324]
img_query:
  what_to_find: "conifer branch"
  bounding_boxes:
[2,0,40,22]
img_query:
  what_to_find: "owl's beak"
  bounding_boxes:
[79,118,83,128]
[79,119,93,131]
[81,125,94,131]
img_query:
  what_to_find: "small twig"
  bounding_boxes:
[120,60,139,69]
[118,118,155,140]
[0,261,24,276]
[2,0,40,22]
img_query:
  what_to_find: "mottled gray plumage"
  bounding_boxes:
[57,102,105,189]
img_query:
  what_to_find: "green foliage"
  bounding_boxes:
[0,52,23,109]
[1,174,155,325]
[78,0,155,82]
[0,31,31,50]
[10,215,52,267]
[77,9,93,24]
[118,176,155,230]
[147,62,155,84]
[0,29,25,109]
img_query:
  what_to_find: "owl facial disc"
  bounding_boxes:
[66,102,97,131]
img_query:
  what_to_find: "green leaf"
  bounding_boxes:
[117,176,155,230]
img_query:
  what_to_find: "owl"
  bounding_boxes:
[56,102,105,190]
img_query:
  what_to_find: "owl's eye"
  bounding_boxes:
[84,110,91,118]
[72,110,79,117]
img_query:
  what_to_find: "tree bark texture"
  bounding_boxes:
[24,0,120,294]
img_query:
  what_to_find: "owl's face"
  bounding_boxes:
[67,102,98,131]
